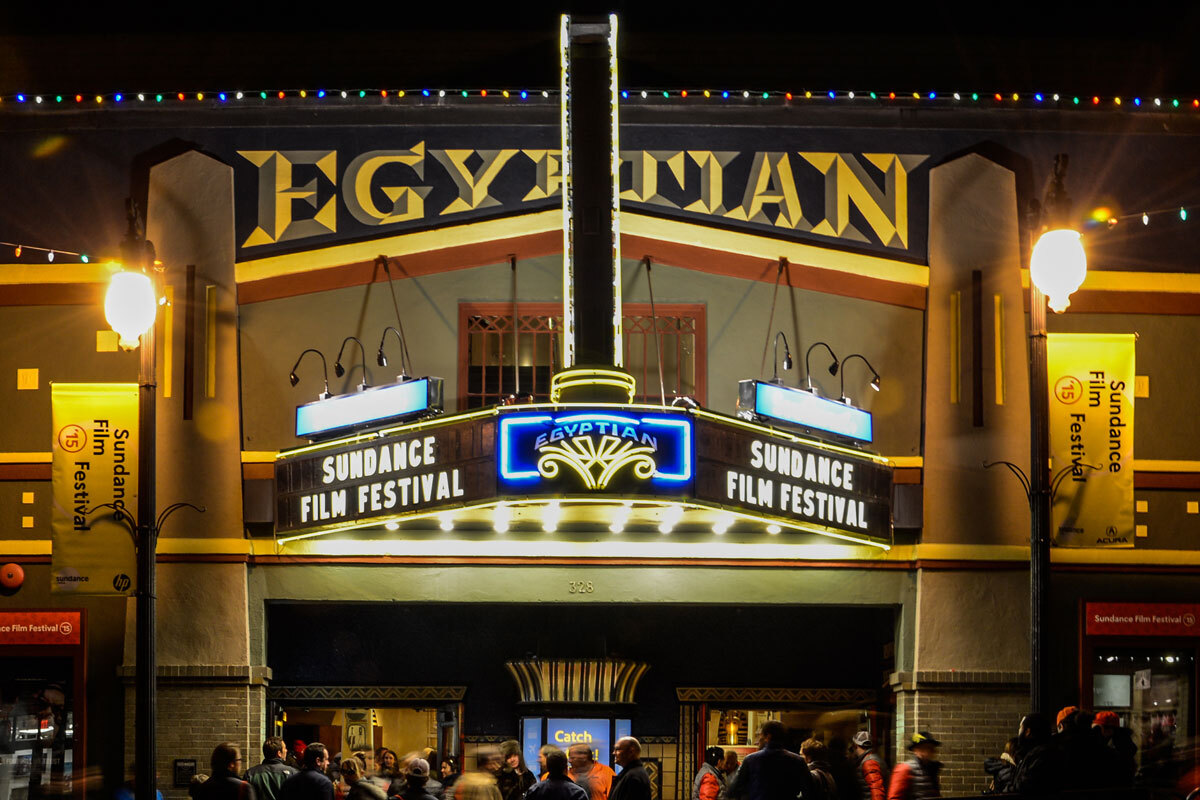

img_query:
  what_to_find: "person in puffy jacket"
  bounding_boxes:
[692,747,727,800]
[887,733,941,800]
[850,733,887,800]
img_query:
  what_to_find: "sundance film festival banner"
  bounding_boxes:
[1048,334,1136,547]
[50,383,138,594]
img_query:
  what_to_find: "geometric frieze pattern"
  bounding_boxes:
[267,685,467,703]
[675,687,876,704]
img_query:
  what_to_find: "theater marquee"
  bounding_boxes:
[273,405,893,545]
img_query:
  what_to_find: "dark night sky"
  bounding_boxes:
[0,2,1197,96]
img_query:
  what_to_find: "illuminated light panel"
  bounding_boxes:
[294,377,441,439]
[741,380,873,443]
[498,410,692,485]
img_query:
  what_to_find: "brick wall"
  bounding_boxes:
[892,671,1029,796]
[122,666,271,800]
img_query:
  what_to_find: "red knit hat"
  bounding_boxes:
[1056,706,1080,728]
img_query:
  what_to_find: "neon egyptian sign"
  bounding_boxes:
[498,410,692,493]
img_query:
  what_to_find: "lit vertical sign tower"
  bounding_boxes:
[560,14,623,377]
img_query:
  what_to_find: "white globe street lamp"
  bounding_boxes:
[104,269,157,349]
[1030,227,1087,313]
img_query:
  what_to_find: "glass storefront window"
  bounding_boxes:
[0,657,75,800]
[1092,648,1194,773]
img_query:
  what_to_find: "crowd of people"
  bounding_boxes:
[177,708,1163,800]
[983,707,1138,795]
[181,734,659,800]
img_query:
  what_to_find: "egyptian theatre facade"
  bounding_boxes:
[3,17,1200,800]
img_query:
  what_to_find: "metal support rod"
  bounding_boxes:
[511,255,519,395]
[643,258,666,405]
[134,295,157,800]
[1028,282,1051,715]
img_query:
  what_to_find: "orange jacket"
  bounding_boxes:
[569,764,615,800]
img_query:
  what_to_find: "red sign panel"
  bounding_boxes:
[1086,602,1200,637]
[0,610,82,645]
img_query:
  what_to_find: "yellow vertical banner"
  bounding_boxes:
[50,383,139,594]
[1048,333,1135,547]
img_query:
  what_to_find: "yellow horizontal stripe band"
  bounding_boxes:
[1020,269,1200,294]
[0,262,121,286]
[0,537,1199,566]
[234,209,561,283]
[1134,459,1200,472]
[887,456,923,468]
[0,452,53,463]
[622,213,929,288]
[2,452,1193,474]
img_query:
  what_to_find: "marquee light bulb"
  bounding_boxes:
[105,271,157,350]
[609,504,631,534]
[542,501,561,533]
[658,505,684,535]
[1030,228,1087,313]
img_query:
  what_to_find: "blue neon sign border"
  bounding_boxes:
[497,410,693,484]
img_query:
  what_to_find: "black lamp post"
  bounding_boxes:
[104,202,201,800]
[1026,154,1087,713]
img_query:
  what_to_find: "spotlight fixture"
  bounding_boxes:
[804,341,840,392]
[334,336,370,391]
[439,513,454,532]
[839,353,882,403]
[713,514,734,535]
[766,524,782,535]
[289,348,331,399]
[376,325,413,381]
[384,521,400,531]
[771,331,793,385]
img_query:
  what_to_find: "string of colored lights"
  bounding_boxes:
[1087,206,1193,229]
[0,240,88,263]
[1,89,1199,110]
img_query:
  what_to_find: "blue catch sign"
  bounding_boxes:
[522,718,632,771]
[739,380,873,444]
[295,378,443,439]
[498,409,692,494]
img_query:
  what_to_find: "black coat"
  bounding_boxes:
[281,768,336,800]
[609,761,652,800]
[727,745,814,800]
[197,771,258,800]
